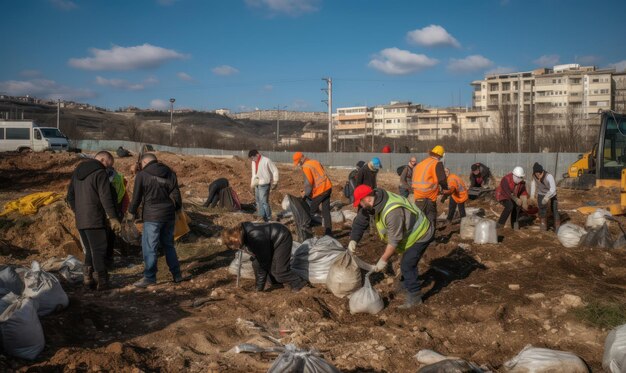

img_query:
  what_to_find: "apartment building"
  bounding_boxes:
[372,101,423,137]
[409,110,457,140]
[614,71,626,113]
[334,106,373,139]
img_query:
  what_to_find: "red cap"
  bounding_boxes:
[353,185,374,207]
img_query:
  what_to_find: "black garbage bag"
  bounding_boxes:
[287,195,314,242]
[579,223,614,249]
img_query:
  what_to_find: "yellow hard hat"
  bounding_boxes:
[431,145,445,157]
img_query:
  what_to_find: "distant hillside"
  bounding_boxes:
[0,99,322,150]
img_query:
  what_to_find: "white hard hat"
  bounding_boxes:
[512,166,525,178]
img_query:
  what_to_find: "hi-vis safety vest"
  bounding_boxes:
[447,173,468,204]
[302,159,332,198]
[110,172,126,204]
[375,191,430,253]
[412,156,440,201]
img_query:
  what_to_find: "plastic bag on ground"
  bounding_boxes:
[291,236,345,284]
[557,223,587,248]
[418,359,483,373]
[22,261,69,316]
[58,255,84,284]
[503,345,589,373]
[586,208,611,230]
[614,235,626,250]
[579,223,614,249]
[267,344,340,373]
[342,210,357,223]
[330,211,344,224]
[282,195,291,211]
[0,265,25,295]
[460,215,483,240]
[474,219,498,245]
[465,207,485,217]
[349,271,384,314]
[228,251,255,280]
[603,324,626,373]
[326,251,361,298]
[0,293,45,360]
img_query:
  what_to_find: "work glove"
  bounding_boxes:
[125,212,135,222]
[511,196,522,207]
[109,218,122,235]
[271,183,278,191]
[347,240,357,253]
[529,197,537,206]
[374,258,387,272]
[520,195,529,210]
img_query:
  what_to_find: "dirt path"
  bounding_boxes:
[1,152,626,372]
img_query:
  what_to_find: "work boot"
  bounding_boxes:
[95,271,109,291]
[291,279,311,293]
[173,273,189,284]
[83,266,95,289]
[539,218,547,231]
[133,277,156,288]
[397,292,423,310]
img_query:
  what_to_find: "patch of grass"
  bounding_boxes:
[573,301,626,329]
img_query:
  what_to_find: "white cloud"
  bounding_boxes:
[150,99,169,110]
[0,78,96,101]
[448,55,493,73]
[49,0,77,10]
[95,76,157,91]
[245,0,320,16]
[485,66,517,75]
[19,70,42,78]
[263,84,273,91]
[406,25,460,48]
[69,44,187,71]
[533,54,560,67]
[212,65,239,76]
[610,60,626,72]
[368,48,438,75]
[177,72,194,81]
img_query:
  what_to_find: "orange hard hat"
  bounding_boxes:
[293,152,304,165]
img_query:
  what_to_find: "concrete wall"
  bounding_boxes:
[77,139,582,181]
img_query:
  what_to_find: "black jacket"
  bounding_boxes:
[355,164,378,189]
[241,222,292,271]
[470,163,491,187]
[67,159,118,230]
[128,160,182,222]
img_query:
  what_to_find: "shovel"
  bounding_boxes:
[236,249,243,287]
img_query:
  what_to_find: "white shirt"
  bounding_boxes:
[251,155,279,187]
[530,172,556,200]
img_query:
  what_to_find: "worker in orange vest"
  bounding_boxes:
[412,145,449,227]
[293,152,333,237]
[442,168,468,224]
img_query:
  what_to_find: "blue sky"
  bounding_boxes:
[1,0,625,112]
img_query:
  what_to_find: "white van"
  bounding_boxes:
[0,120,70,152]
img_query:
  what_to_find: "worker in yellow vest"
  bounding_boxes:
[412,145,449,227]
[293,152,333,236]
[348,185,433,309]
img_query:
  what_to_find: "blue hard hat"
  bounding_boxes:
[371,157,382,168]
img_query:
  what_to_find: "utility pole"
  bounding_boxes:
[56,99,60,129]
[516,75,521,153]
[169,98,175,146]
[322,77,332,152]
[274,105,287,145]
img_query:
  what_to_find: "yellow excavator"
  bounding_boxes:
[559,111,626,215]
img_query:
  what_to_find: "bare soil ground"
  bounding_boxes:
[1,151,626,372]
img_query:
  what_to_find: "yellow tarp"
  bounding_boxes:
[0,192,63,217]
[174,210,191,241]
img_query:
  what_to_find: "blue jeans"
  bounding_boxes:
[255,184,272,221]
[141,220,181,282]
